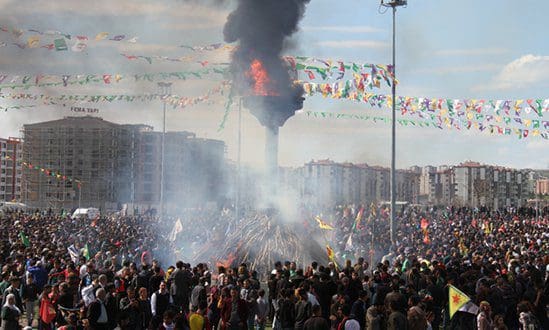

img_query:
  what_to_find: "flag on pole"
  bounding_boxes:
[420,218,429,230]
[326,244,337,263]
[355,207,364,223]
[315,216,334,230]
[169,218,183,241]
[19,231,30,247]
[449,285,471,319]
[344,233,354,251]
[67,244,80,263]
[82,244,90,261]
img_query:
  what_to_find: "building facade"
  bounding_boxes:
[0,137,23,202]
[451,162,531,208]
[296,159,420,207]
[22,116,226,212]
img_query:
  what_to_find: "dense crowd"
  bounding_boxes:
[0,205,547,330]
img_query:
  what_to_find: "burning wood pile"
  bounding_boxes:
[193,211,328,275]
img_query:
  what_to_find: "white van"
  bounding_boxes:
[72,208,100,219]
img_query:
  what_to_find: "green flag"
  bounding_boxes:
[54,38,68,51]
[19,231,30,247]
[83,244,90,261]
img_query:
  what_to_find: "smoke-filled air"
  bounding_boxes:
[1,1,548,329]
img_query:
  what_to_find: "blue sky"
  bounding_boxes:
[0,0,548,169]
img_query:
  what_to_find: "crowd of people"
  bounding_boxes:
[0,205,547,330]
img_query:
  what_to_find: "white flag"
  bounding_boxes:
[67,244,80,263]
[344,233,354,251]
[169,219,183,241]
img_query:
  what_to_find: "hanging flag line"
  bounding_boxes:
[5,155,82,186]
[303,82,549,118]
[0,104,36,111]
[0,81,230,109]
[0,25,138,51]
[303,111,548,140]
[0,68,228,90]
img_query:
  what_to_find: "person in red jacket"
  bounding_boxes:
[219,287,248,330]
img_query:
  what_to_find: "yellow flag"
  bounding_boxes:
[315,216,334,230]
[27,36,40,48]
[449,285,470,319]
[95,32,109,41]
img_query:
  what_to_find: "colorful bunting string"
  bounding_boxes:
[0,25,138,52]
[0,81,230,109]
[302,82,549,119]
[0,104,36,111]
[0,68,228,90]
[287,56,395,88]
[120,53,229,66]
[304,111,548,140]
[5,155,82,186]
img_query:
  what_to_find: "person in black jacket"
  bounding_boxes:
[104,283,118,330]
[169,261,191,313]
[137,287,152,330]
[118,287,141,329]
[304,304,329,330]
[21,275,39,327]
[87,288,109,330]
[295,288,312,330]
[1,293,21,330]
[350,290,368,330]
[151,281,173,328]
[276,289,295,330]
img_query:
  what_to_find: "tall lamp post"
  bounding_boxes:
[158,82,172,220]
[381,0,407,247]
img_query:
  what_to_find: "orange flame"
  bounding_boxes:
[246,59,278,96]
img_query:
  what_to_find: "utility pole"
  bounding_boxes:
[158,82,172,220]
[381,0,407,247]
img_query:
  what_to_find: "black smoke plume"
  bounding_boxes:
[224,0,309,125]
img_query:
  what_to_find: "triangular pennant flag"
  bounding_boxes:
[449,285,471,319]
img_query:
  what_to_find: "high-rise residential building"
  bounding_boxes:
[22,117,150,210]
[22,116,226,211]
[453,161,531,208]
[0,137,23,202]
[296,159,419,207]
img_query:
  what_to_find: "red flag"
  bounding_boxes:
[420,218,429,230]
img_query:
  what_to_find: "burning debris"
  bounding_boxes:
[193,211,328,275]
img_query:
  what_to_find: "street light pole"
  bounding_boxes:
[158,82,172,220]
[381,0,406,247]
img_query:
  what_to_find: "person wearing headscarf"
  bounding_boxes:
[1,293,21,330]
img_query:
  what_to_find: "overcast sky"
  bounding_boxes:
[0,0,548,170]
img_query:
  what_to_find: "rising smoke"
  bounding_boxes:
[224,0,310,100]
